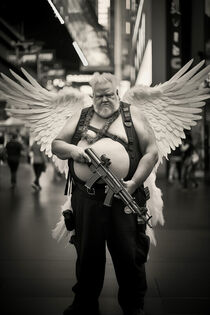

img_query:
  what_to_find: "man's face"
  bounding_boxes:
[93,81,119,118]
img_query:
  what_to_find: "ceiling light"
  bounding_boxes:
[72,41,88,66]
[47,0,65,24]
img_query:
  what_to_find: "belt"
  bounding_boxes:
[73,180,107,200]
[73,180,150,203]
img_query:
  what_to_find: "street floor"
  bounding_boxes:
[0,162,209,315]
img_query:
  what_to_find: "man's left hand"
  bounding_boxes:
[104,179,138,197]
[120,179,138,195]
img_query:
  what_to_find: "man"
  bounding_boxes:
[6,132,23,189]
[52,73,158,315]
[30,141,47,191]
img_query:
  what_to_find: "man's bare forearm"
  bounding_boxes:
[131,151,158,187]
[51,139,76,160]
[52,139,91,163]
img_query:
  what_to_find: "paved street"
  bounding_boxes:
[0,162,209,315]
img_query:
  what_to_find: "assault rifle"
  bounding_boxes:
[84,148,152,228]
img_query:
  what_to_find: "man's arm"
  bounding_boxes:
[51,109,90,163]
[123,106,159,194]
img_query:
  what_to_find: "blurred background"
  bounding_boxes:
[0,0,210,181]
[0,1,210,315]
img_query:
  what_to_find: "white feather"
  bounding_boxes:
[0,68,90,176]
[123,60,210,242]
[51,195,74,247]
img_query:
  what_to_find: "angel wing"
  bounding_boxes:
[123,59,210,244]
[0,68,90,176]
[123,59,210,161]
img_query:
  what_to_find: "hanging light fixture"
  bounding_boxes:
[72,41,88,66]
[47,0,65,24]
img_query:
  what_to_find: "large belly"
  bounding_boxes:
[73,138,130,182]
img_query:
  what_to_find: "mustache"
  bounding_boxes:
[101,102,112,107]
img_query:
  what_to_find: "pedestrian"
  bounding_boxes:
[30,141,47,191]
[0,132,6,165]
[52,73,159,315]
[168,146,182,184]
[180,133,199,189]
[5,132,23,188]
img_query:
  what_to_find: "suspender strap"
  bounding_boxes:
[64,168,71,195]
[88,125,128,148]
[120,102,135,159]
[65,106,91,195]
[71,106,91,145]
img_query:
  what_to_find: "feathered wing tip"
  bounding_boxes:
[145,169,164,226]
[146,228,157,247]
[166,59,206,84]
[145,164,164,246]
[51,155,69,178]
[123,84,162,103]
[51,195,74,247]
[166,58,194,83]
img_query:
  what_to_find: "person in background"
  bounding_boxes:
[5,132,23,188]
[180,133,199,189]
[30,141,47,191]
[168,146,182,184]
[0,132,6,165]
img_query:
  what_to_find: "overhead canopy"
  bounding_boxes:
[55,0,113,71]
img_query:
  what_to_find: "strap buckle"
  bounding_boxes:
[124,121,132,127]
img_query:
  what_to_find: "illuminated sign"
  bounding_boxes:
[47,69,65,76]
[97,0,110,29]
[7,51,54,64]
[135,39,152,86]
[166,0,182,78]
[131,0,152,85]
[134,13,146,73]
[66,74,93,82]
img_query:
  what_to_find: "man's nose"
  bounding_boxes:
[102,95,108,101]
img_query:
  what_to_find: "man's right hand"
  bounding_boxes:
[71,146,91,164]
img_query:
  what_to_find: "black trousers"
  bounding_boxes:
[71,184,150,312]
[7,159,20,184]
[33,163,44,185]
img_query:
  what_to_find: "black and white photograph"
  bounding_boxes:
[0,1,210,315]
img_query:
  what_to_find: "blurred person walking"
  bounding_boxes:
[181,133,199,189]
[0,132,6,165]
[168,146,182,184]
[30,141,47,191]
[5,133,23,188]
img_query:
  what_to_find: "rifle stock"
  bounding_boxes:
[84,148,152,228]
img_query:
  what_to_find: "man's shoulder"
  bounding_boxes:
[72,106,91,118]
[130,105,144,119]
[66,107,89,125]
